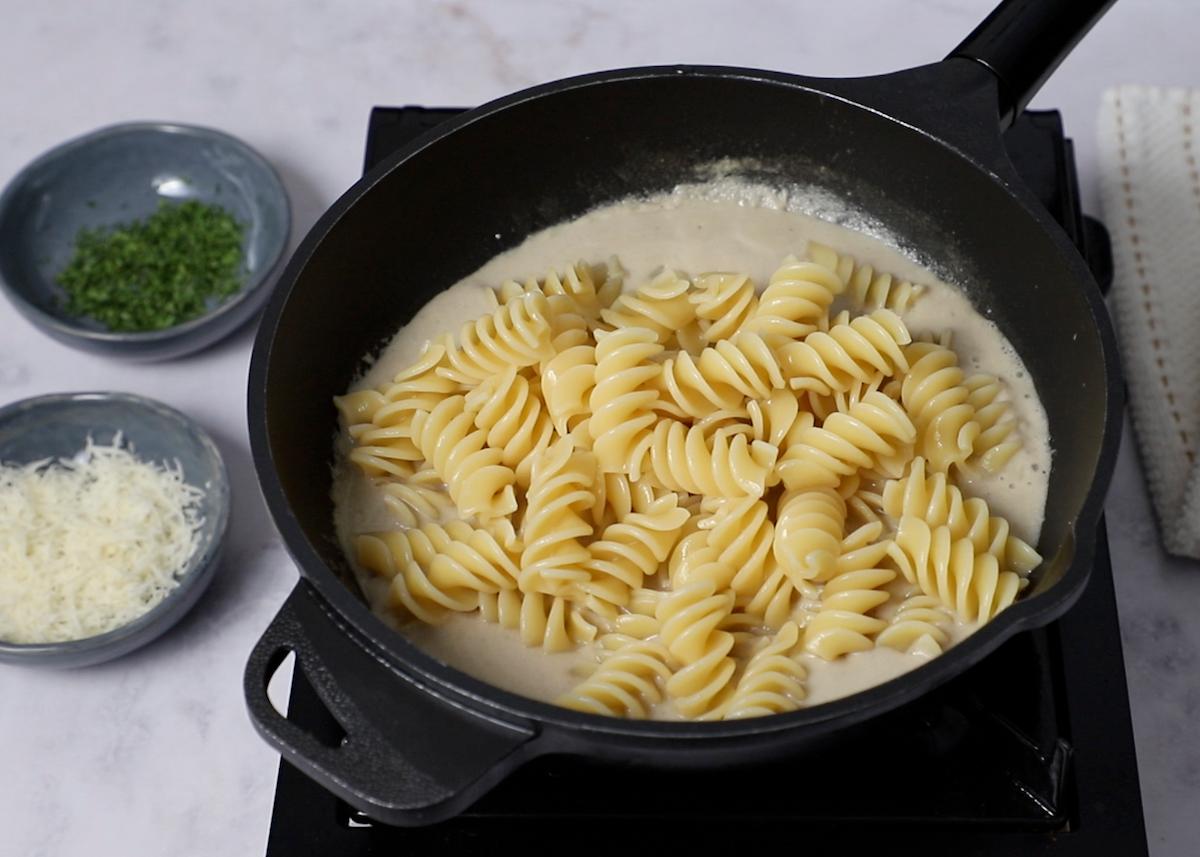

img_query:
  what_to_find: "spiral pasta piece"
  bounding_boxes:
[875,593,954,658]
[880,457,1041,573]
[654,333,786,420]
[542,343,597,443]
[720,621,807,719]
[640,421,778,498]
[667,527,731,588]
[900,341,981,473]
[803,533,895,659]
[410,394,518,522]
[427,524,522,594]
[519,437,597,597]
[580,493,691,613]
[887,516,1025,623]
[698,334,788,401]
[748,390,811,450]
[557,635,674,718]
[437,293,554,385]
[478,588,598,652]
[378,468,455,527]
[773,488,844,583]
[600,268,696,346]
[594,256,627,309]
[778,309,911,396]
[590,471,640,531]
[652,351,744,420]
[492,291,588,362]
[739,547,816,628]
[807,242,924,313]
[777,391,916,491]
[697,495,776,597]
[694,394,813,489]
[363,520,519,598]
[464,367,555,487]
[966,502,1041,574]
[804,374,892,424]
[656,580,738,717]
[881,455,967,523]
[493,261,605,322]
[356,522,483,624]
[337,344,461,478]
[962,374,1021,472]
[588,327,663,474]
[744,254,844,344]
[335,388,386,428]
[690,271,759,344]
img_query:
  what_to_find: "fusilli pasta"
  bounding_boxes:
[963,373,1021,472]
[779,309,911,396]
[720,621,807,719]
[335,245,1045,723]
[875,592,954,657]
[745,254,844,344]
[690,271,759,344]
[557,635,674,717]
[899,340,981,473]
[588,327,663,474]
[437,293,554,385]
[600,268,698,348]
[520,437,597,597]
[807,242,924,313]
[409,394,519,522]
[479,588,599,652]
[887,516,1026,624]
[777,391,916,490]
[464,366,555,486]
[802,526,895,659]
[337,343,460,478]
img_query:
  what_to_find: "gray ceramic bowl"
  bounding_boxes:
[0,122,291,361]
[0,392,230,668]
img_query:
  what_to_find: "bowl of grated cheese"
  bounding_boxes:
[0,391,229,667]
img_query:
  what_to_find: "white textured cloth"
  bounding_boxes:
[1099,86,1200,558]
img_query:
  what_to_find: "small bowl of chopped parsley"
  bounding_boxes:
[0,122,290,360]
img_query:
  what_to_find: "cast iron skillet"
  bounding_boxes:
[245,0,1121,827]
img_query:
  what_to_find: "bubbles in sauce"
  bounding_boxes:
[331,182,1053,718]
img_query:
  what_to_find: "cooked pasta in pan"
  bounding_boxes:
[331,187,1051,721]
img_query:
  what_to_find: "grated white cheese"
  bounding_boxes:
[0,437,205,644]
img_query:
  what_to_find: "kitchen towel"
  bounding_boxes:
[1099,86,1200,559]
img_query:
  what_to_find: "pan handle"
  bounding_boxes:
[949,0,1116,126]
[244,583,538,826]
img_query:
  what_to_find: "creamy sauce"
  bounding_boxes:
[332,182,1052,716]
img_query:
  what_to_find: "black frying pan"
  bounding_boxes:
[245,0,1122,826]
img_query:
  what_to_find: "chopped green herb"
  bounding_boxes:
[57,200,245,331]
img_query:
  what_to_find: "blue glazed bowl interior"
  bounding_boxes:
[0,392,230,666]
[0,123,289,334]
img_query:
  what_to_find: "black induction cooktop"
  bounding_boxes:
[264,106,1146,856]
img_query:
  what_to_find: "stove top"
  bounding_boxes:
[265,107,1146,856]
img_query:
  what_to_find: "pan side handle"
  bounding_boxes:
[949,0,1116,126]
[244,583,538,827]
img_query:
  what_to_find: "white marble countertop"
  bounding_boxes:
[1,1,1196,854]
